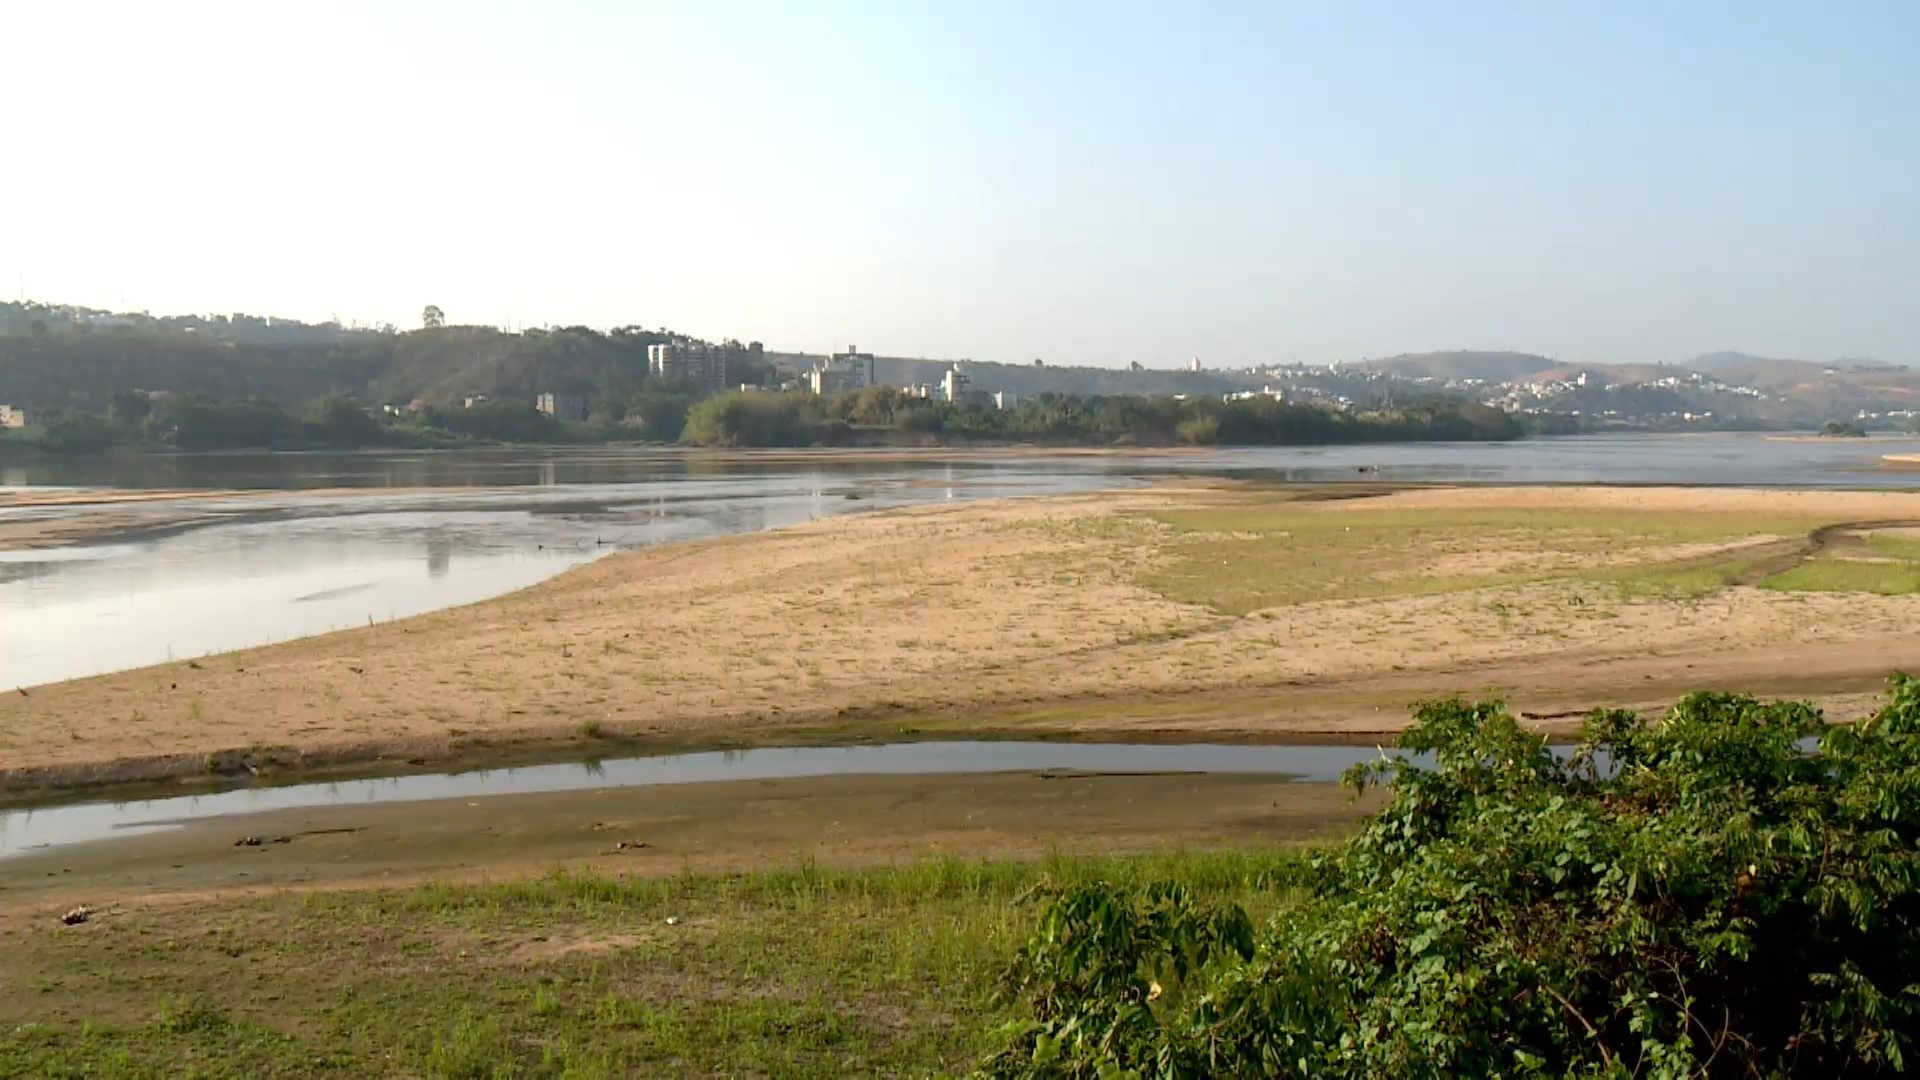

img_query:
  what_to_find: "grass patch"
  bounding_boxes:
[0,851,1309,1078]
[1764,558,1920,595]
[1136,503,1811,614]
[1592,552,1775,600]
[1866,532,1920,560]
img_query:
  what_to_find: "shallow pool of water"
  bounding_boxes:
[0,740,1398,857]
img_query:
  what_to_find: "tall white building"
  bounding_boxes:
[808,345,877,395]
[941,365,970,403]
[648,338,745,391]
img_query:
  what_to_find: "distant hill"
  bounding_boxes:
[1681,351,1904,383]
[1352,351,1559,382]
[7,295,1916,430]
[1679,352,1832,388]
[1531,363,1679,385]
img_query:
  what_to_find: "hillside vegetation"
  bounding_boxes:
[0,321,680,413]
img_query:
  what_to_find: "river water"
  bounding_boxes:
[2,435,1915,688]
[0,740,1392,856]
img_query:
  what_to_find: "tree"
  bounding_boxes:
[157,397,299,450]
[108,390,153,427]
[35,410,120,453]
[421,305,446,330]
[301,396,384,448]
[987,679,1920,1077]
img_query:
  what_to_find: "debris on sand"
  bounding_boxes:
[234,835,293,847]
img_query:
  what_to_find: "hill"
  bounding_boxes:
[1352,351,1558,382]
[1680,352,1834,388]
[0,310,711,414]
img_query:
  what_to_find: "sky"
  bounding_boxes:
[2,1,1915,368]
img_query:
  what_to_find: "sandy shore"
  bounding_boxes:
[5,482,1920,795]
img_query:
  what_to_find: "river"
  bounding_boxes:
[2,435,1915,689]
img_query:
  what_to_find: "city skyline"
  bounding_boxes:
[3,1,1915,368]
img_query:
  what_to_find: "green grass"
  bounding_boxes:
[1764,558,1920,595]
[1134,504,1814,614]
[1867,532,1920,560]
[1,851,1309,1079]
[1593,552,1776,600]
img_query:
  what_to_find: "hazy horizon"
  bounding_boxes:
[4,1,1914,369]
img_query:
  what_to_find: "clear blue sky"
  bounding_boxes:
[3,1,1914,367]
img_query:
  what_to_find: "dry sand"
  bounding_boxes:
[5,483,1920,792]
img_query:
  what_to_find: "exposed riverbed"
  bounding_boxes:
[5,436,1917,690]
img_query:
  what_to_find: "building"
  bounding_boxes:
[535,392,587,422]
[992,390,1018,412]
[1224,386,1286,404]
[0,404,28,429]
[940,365,970,403]
[1187,356,1204,372]
[647,338,741,391]
[807,345,878,396]
[831,345,876,385]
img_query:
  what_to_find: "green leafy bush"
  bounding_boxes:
[985,677,1920,1077]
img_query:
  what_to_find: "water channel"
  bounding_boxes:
[0,740,1408,857]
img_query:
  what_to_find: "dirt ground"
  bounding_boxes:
[6,483,1920,791]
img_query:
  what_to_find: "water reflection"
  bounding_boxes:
[1,461,1130,686]
[425,527,452,578]
[0,740,1383,857]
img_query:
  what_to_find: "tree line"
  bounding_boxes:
[681,387,1523,447]
[5,386,1523,454]
[1,391,714,454]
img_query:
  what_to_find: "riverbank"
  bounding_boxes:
[7,482,1920,798]
[0,766,1362,1074]
[0,846,1311,1076]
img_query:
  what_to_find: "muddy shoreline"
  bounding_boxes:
[0,769,1376,912]
[0,715,1481,808]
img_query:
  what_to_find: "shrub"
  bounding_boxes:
[985,676,1920,1077]
[1173,414,1220,446]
